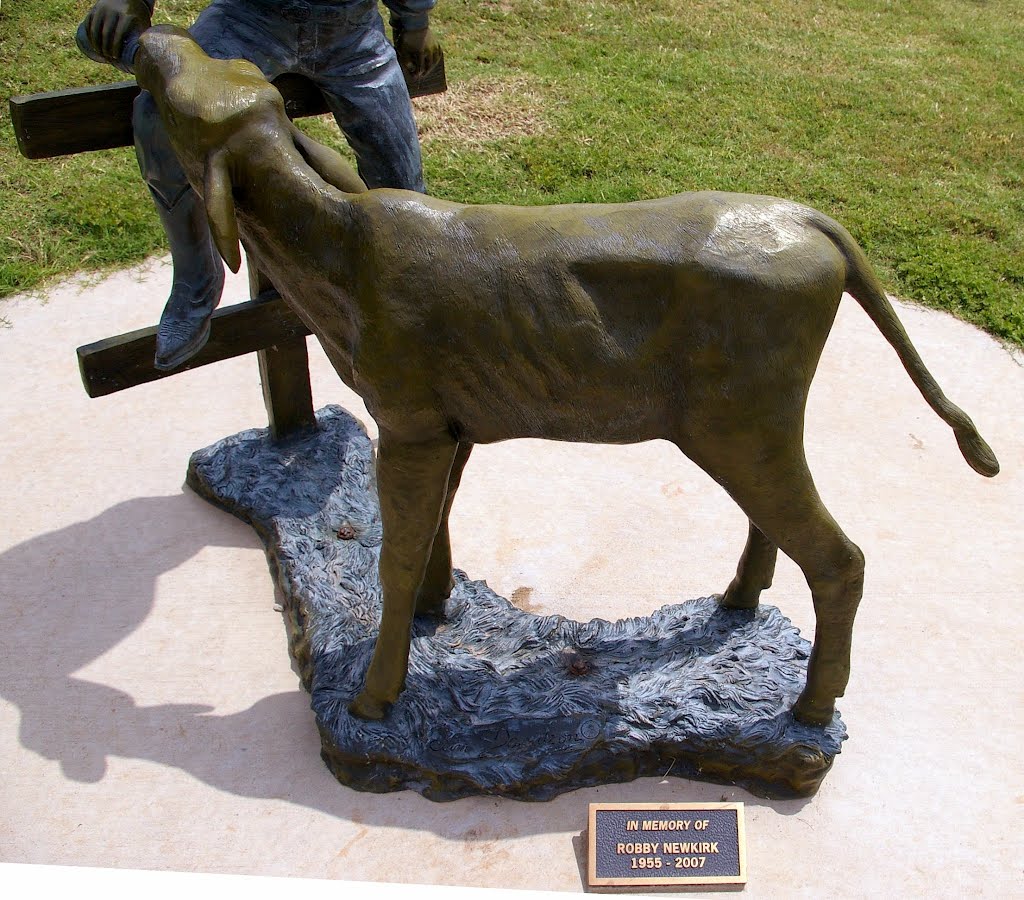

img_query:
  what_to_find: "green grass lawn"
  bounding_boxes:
[2,0,1022,344]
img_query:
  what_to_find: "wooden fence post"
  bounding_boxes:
[249,266,317,441]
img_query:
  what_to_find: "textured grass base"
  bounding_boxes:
[187,405,846,800]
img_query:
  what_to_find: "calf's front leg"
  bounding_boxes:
[415,441,474,616]
[349,430,459,720]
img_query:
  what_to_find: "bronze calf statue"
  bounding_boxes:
[134,26,999,728]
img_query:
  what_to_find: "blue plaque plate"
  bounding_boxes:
[588,802,747,887]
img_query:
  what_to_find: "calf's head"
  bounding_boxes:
[135,26,367,272]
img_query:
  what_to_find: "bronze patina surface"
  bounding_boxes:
[135,27,999,735]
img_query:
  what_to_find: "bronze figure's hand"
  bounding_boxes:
[79,0,153,71]
[395,26,442,79]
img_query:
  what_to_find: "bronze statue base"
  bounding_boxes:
[187,406,846,801]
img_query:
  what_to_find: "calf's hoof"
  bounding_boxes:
[348,690,391,721]
[717,584,761,611]
[414,600,448,618]
[414,577,456,618]
[792,693,836,727]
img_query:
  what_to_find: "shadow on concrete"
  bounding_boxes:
[0,491,813,840]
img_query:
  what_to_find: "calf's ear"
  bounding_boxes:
[290,124,367,194]
[203,149,242,272]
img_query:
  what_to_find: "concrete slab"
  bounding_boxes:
[1,257,1021,897]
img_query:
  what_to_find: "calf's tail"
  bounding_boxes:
[819,216,999,477]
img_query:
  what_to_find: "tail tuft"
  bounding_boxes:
[955,425,1000,477]
[833,232,1000,481]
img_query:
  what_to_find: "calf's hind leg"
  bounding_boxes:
[789,522,864,727]
[695,439,864,727]
[741,477,862,726]
[720,521,778,610]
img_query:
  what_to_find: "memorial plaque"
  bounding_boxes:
[588,802,746,888]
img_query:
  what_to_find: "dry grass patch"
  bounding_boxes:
[414,76,548,145]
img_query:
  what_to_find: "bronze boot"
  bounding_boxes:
[133,86,225,371]
[151,184,225,371]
